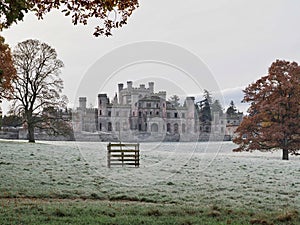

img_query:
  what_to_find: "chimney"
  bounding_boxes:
[118,83,124,92]
[127,81,133,91]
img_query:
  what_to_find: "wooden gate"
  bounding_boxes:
[107,143,140,168]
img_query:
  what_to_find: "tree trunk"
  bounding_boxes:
[25,109,35,143]
[282,149,289,160]
[28,122,35,143]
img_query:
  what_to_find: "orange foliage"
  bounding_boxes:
[0,35,16,98]
[233,60,300,159]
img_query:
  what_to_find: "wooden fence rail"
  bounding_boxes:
[107,143,140,168]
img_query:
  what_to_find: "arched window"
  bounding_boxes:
[151,123,158,132]
[167,123,171,133]
[174,123,179,133]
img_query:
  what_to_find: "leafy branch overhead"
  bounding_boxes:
[0,0,139,37]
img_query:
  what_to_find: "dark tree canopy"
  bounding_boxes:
[0,0,139,37]
[0,35,17,98]
[226,100,237,116]
[233,60,300,160]
[203,89,212,104]
[11,39,68,142]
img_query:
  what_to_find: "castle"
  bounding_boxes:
[73,81,242,142]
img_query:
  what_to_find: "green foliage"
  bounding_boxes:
[0,1,30,29]
[0,199,298,225]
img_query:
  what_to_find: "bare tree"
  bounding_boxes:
[11,39,67,142]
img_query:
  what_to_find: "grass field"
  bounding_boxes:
[0,139,299,224]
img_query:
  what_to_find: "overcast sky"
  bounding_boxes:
[2,0,300,113]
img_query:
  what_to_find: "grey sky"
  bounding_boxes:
[2,0,300,113]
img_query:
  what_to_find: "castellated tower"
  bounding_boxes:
[148,82,154,94]
[185,97,196,134]
[118,83,123,104]
[98,94,109,117]
[98,94,110,132]
[79,97,87,110]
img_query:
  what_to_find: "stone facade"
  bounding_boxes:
[74,81,242,142]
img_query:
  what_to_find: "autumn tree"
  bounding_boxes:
[233,60,300,160]
[0,35,16,98]
[0,0,139,37]
[11,39,68,142]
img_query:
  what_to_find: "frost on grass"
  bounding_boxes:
[0,139,299,211]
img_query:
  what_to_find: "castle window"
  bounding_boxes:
[108,111,111,117]
[156,103,159,108]
[133,111,135,116]
[156,111,159,116]
[146,103,151,108]
[151,123,158,132]
[174,123,179,133]
[99,123,102,131]
[139,111,142,117]
[99,110,102,116]
[150,111,152,116]
[174,112,178,118]
[167,123,171,133]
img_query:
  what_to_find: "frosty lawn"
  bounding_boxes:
[0,139,299,224]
